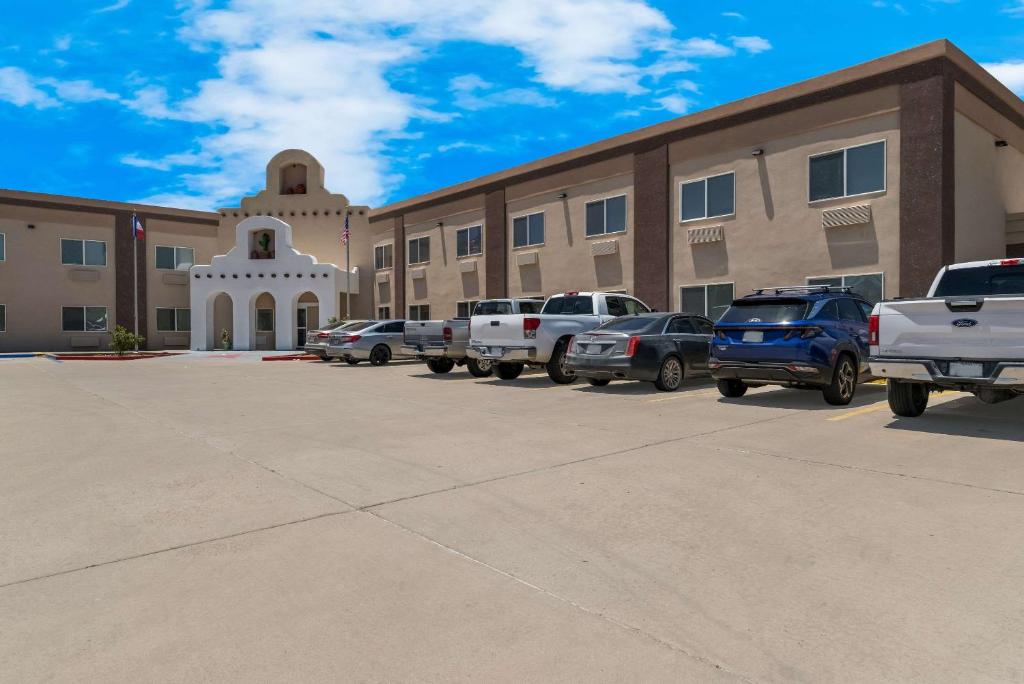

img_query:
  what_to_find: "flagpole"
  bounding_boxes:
[345,211,351,320]
[132,214,139,351]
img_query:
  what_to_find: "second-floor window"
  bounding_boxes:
[585,195,627,236]
[408,304,430,321]
[809,140,886,201]
[408,236,430,265]
[156,307,191,332]
[456,226,482,257]
[680,172,735,222]
[155,246,195,270]
[512,212,544,248]
[377,306,391,319]
[374,243,393,270]
[0,304,5,332]
[0,233,5,261]
[61,239,106,266]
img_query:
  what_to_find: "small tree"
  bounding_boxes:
[109,325,145,355]
[220,328,231,350]
[326,316,339,326]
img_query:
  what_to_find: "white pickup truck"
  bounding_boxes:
[467,291,651,383]
[869,258,1024,416]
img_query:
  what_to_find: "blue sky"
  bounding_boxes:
[2,0,1024,211]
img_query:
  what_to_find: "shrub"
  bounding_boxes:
[109,325,144,355]
[220,328,231,350]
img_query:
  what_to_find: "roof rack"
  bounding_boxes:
[752,285,853,295]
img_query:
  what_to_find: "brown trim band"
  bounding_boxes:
[393,216,406,317]
[113,210,148,348]
[632,145,670,311]
[484,189,507,298]
[0,196,220,226]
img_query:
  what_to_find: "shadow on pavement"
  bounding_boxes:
[573,378,716,395]
[714,382,888,411]
[884,397,1024,442]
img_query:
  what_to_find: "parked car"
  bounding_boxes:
[326,320,408,366]
[467,291,651,383]
[400,299,542,377]
[566,313,714,391]
[710,286,873,405]
[869,258,1024,416]
[305,320,366,359]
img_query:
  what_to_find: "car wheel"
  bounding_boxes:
[888,379,929,417]
[546,339,577,384]
[466,358,493,378]
[717,379,748,398]
[495,362,524,380]
[654,356,684,392]
[369,345,391,366]
[587,378,611,387]
[344,357,360,365]
[318,353,330,361]
[824,354,857,405]
[427,358,455,374]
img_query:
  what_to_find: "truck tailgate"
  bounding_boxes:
[877,297,1024,360]
[404,320,445,346]
[470,315,525,346]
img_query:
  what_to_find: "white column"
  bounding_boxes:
[232,293,251,350]
[275,295,294,350]
[191,288,208,351]
[319,284,338,325]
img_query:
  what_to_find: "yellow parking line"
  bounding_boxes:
[827,390,964,422]
[647,390,719,403]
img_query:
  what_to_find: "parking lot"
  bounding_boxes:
[2,354,1023,681]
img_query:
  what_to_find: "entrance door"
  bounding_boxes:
[296,308,307,348]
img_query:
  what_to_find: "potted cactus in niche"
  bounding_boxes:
[219,328,231,350]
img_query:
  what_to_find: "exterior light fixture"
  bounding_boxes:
[752,148,765,156]
[995,140,1009,148]
[436,221,443,228]
[27,224,35,229]
[556,192,568,199]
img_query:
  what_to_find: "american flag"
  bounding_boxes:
[131,212,145,240]
[341,212,350,245]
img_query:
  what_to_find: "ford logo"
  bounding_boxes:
[952,318,978,328]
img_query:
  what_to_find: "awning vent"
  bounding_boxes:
[459,259,478,273]
[516,251,539,266]
[591,239,619,256]
[410,267,426,280]
[687,225,724,244]
[375,270,390,283]
[822,204,871,228]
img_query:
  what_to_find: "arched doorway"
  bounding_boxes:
[206,292,234,350]
[295,291,319,349]
[250,292,276,350]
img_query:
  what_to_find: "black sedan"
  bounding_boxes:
[566,313,715,391]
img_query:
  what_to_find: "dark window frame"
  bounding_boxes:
[585,194,628,237]
[679,171,735,222]
[808,139,886,202]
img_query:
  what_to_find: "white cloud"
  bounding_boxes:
[983,60,1024,94]
[1005,0,1024,13]
[436,141,494,153]
[722,11,745,19]
[449,74,556,110]
[95,0,132,12]
[656,94,694,114]
[0,67,60,108]
[41,78,120,103]
[670,37,734,58]
[731,36,772,54]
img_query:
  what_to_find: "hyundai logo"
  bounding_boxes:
[952,318,978,328]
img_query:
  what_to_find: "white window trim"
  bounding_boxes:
[155,307,192,332]
[679,172,736,224]
[585,194,629,238]
[0,303,6,333]
[408,236,430,265]
[61,305,109,332]
[59,237,108,267]
[510,211,545,249]
[154,245,196,271]
[255,308,274,332]
[806,272,885,297]
[0,232,5,262]
[374,242,394,271]
[807,139,887,204]
[455,226,484,258]
[679,282,736,318]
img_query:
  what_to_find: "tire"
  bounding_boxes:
[717,379,748,398]
[466,357,493,378]
[654,355,684,392]
[495,362,524,380]
[823,354,857,406]
[546,339,577,384]
[887,379,929,417]
[427,358,455,374]
[369,345,391,366]
[587,378,611,387]
[318,353,330,361]
[345,357,360,365]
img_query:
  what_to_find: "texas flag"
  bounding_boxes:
[131,212,145,240]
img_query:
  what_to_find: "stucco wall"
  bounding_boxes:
[953,112,1008,261]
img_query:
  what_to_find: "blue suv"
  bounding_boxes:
[710,286,874,405]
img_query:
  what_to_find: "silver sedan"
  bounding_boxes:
[327,320,408,366]
[305,320,366,359]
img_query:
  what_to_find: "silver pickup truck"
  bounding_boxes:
[401,298,544,376]
[467,291,651,383]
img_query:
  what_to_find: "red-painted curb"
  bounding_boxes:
[46,352,178,361]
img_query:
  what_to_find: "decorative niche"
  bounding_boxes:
[250,229,276,259]
[280,163,308,195]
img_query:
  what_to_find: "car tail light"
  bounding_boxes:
[443,326,452,344]
[523,317,541,339]
[1001,258,1021,266]
[567,336,576,353]
[341,334,361,344]
[316,332,329,339]
[868,314,879,346]
[624,335,640,357]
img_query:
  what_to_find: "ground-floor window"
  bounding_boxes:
[807,272,884,303]
[377,306,391,319]
[62,306,108,332]
[156,307,191,332]
[456,300,479,318]
[408,304,430,321]
[0,304,5,332]
[255,308,274,332]
[680,283,734,321]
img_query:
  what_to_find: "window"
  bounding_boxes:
[809,140,885,201]
[932,264,1024,297]
[722,301,811,324]
[377,306,391,318]
[60,239,106,266]
[156,307,191,332]
[62,306,107,332]
[606,296,627,317]
[519,300,544,314]
[155,246,195,271]
[837,298,865,323]
[374,244,393,270]
[585,195,627,237]
[542,296,594,315]
[0,304,5,332]
[256,309,274,332]
[408,236,430,265]
[456,226,482,257]
[512,212,544,248]
[382,321,405,333]
[409,304,430,321]
[456,300,479,318]
[680,172,735,222]
[0,232,5,261]
[680,283,735,321]
[807,273,884,304]
[666,317,696,334]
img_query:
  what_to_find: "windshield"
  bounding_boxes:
[542,296,594,315]
[474,301,512,316]
[933,265,1024,297]
[338,320,368,331]
[595,317,657,332]
[719,300,811,324]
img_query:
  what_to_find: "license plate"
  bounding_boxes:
[948,362,984,378]
[742,331,764,343]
